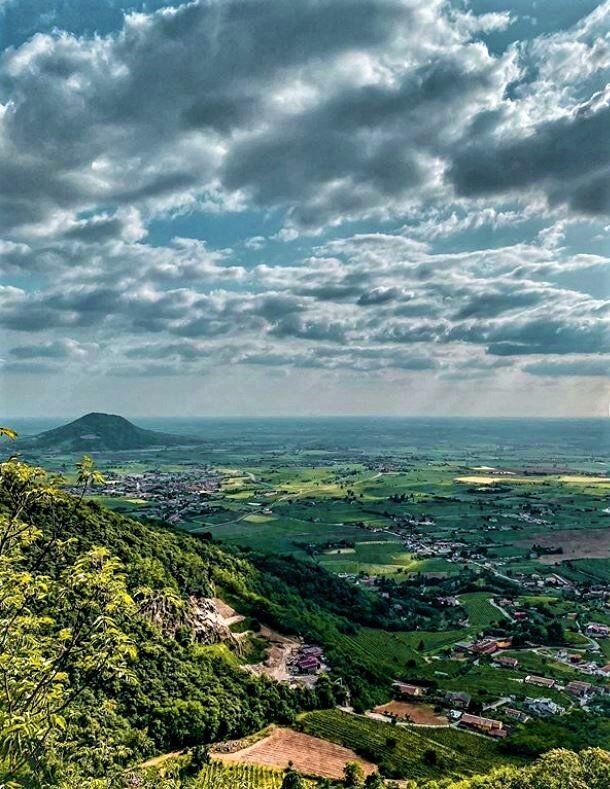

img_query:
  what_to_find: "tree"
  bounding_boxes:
[546,620,564,644]
[281,764,305,789]
[422,748,438,766]
[74,455,106,506]
[0,458,136,782]
[187,743,211,773]
[344,761,365,787]
[364,773,385,788]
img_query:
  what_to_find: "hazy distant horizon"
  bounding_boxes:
[8,414,608,468]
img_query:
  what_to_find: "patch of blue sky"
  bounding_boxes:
[0,0,192,50]
[450,0,602,55]
[146,209,283,254]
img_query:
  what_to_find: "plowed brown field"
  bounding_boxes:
[214,727,376,780]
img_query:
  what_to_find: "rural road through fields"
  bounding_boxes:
[188,511,250,533]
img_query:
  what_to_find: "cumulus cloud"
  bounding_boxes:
[0,0,608,416]
[2,226,606,382]
[0,0,522,239]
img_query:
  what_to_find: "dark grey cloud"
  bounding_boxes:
[450,98,610,216]
[484,318,610,356]
[222,49,510,227]
[270,314,349,343]
[0,0,427,237]
[0,2,607,413]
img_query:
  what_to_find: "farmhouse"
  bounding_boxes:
[445,690,471,708]
[565,680,593,698]
[393,682,426,699]
[525,674,555,688]
[297,656,320,673]
[503,708,530,723]
[301,645,323,659]
[459,713,506,736]
[494,655,519,669]
[524,698,564,717]
[599,664,610,676]
[469,639,498,655]
[437,595,460,607]
[586,623,610,638]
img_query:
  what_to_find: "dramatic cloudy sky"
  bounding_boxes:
[0,0,609,417]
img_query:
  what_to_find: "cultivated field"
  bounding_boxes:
[214,727,376,780]
[299,710,520,780]
[193,762,294,788]
[516,528,610,562]
[459,592,505,627]
[373,701,449,725]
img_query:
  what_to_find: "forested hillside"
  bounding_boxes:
[0,454,401,785]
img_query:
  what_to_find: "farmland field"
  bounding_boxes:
[373,701,449,725]
[214,727,375,780]
[299,710,520,780]
[459,592,505,627]
[10,415,610,782]
[193,762,292,788]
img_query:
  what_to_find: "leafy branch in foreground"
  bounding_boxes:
[0,457,136,783]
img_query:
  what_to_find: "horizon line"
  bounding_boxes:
[5,413,608,421]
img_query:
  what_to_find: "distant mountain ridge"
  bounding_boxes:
[18,412,195,452]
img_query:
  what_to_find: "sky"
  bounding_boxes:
[0,0,608,418]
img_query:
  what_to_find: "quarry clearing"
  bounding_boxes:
[244,626,306,684]
[213,726,376,780]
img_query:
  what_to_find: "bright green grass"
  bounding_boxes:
[459,592,505,628]
[500,649,582,681]
[319,541,458,577]
[560,559,610,584]
[436,665,571,706]
[336,627,468,677]
[243,513,275,523]
[199,515,375,555]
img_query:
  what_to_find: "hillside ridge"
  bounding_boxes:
[17,411,197,452]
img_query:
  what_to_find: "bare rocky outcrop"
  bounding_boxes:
[137,589,243,652]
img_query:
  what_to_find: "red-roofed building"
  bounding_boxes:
[393,682,427,699]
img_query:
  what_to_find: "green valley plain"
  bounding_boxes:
[3,415,609,787]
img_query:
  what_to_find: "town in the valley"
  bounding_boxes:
[82,448,610,745]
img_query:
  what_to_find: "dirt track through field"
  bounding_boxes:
[214,727,376,779]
